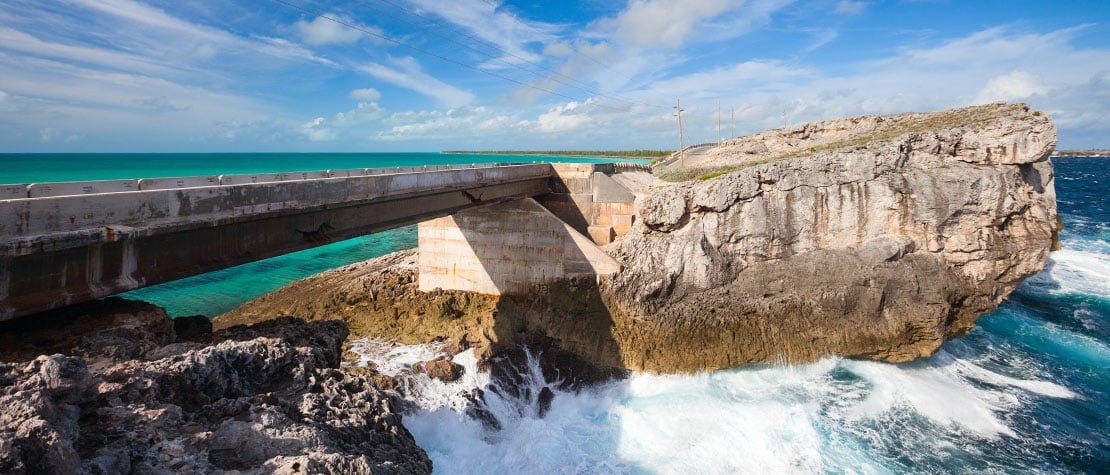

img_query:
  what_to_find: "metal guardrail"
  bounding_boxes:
[0,162,532,200]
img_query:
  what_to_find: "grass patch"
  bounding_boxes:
[654,159,774,182]
[655,103,1029,183]
[443,149,674,159]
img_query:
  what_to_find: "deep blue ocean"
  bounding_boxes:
[1,153,1106,473]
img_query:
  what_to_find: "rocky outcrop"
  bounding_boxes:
[221,103,1059,374]
[0,298,431,474]
[608,103,1058,368]
[413,359,464,382]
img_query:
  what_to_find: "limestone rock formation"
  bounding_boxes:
[0,298,431,474]
[413,359,464,382]
[606,103,1058,369]
[221,103,1059,374]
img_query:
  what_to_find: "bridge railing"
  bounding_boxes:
[0,163,555,244]
[0,162,533,200]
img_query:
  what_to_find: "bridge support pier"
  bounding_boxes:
[417,198,619,295]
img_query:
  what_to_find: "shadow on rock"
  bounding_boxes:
[0,298,432,474]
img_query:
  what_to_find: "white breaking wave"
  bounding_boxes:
[1029,249,1110,296]
[347,340,1077,474]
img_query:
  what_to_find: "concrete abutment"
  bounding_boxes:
[0,163,643,321]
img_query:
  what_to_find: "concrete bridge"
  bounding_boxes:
[0,163,644,321]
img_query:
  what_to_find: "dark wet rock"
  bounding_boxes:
[461,388,501,431]
[537,386,555,418]
[0,303,432,474]
[172,315,213,342]
[413,358,463,382]
[0,297,174,363]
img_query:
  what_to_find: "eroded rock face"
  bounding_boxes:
[606,102,1059,368]
[221,103,1059,374]
[0,299,431,474]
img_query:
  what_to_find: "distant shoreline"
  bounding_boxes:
[1052,149,1110,157]
[442,150,672,159]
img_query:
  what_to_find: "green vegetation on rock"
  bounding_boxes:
[442,150,673,159]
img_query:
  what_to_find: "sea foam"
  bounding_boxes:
[348,338,1077,474]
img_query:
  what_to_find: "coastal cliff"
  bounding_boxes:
[219,103,1059,374]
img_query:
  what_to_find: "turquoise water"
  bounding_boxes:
[0,152,632,184]
[0,152,647,316]
[395,157,1108,473]
[2,153,1106,471]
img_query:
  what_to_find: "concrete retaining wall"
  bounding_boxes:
[417,198,618,295]
[536,164,638,246]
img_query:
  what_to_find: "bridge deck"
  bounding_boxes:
[0,163,557,320]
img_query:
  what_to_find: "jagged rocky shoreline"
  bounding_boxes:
[0,298,431,474]
[220,103,1060,373]
[1,103,1062,472]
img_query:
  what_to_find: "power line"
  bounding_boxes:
[350,0,656,109]
[273,0,664,112]
[473,0,616,72]
[271,0,587,105]
[421,0,663,109]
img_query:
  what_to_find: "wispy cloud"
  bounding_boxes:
[834,0,868,15]
[402,0,558,65]
[349,88,382,101]
[358,57,475,107]
[595,0,792,50]
[293,14,375,46]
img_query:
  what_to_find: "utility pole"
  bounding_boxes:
[674,98,685,169]
[730,107,735,140]
[717,100,721,145]
[783,109,788,129]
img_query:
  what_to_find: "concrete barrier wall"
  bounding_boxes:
[1,166,555,319]
[418,198,618,295]
[536,163,638,246]
[0,164,555,241]
[0,163,531,200]
[138,176,221,190]
[28,179,140,198]
[0,185,27,200]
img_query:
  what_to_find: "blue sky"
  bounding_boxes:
[0,0,1107,152]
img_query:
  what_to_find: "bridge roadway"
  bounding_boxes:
[0,163,557,321]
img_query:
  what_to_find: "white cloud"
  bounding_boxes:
[349,88,381,102]
[376,106,522,141]
[358,57,475,108]
[974,71,1049,104]
[403,0,557,65]
[834,0,867,15]
[303,117,337,142]
[595,0,790,50]
[39,127,60,143]
[50,0,337,67]
[0,90,16,112]
[301,101,389,142]
[293,15,367,46]
[0,27,178,76]
[536,100,595,132]
[606,0,744,49]
[335,102,388,126]
[638,60,810,99]
[805,29,839,52]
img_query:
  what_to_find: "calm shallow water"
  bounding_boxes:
[3,154,1106,472]
[0,152,643,316]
